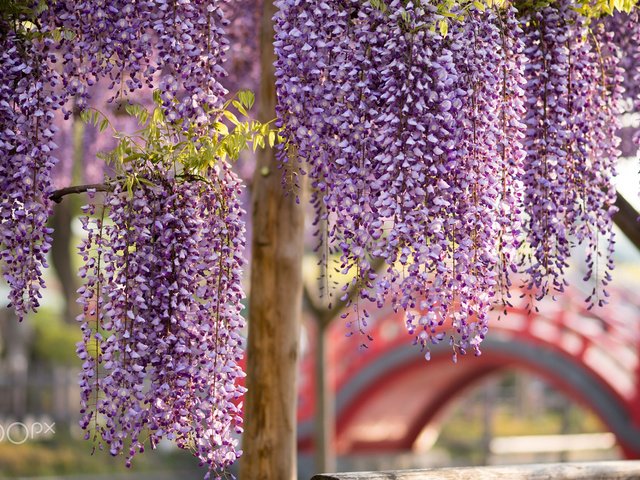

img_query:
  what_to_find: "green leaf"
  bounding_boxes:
[214,122,229,135]
[232,100,248,117]
[51,28,62,42]
[122,153,144,163]
[152,107,164,124]
[63,29,76,41]
[223,110,240,126]
[439,19,448,37]
[137,178,156,187]
[238,90,255,110]
[34,0,48,15]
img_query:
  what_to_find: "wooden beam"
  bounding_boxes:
[311,461,640,480]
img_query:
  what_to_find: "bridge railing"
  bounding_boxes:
[311,461,640,479]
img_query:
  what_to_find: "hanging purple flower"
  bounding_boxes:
[520,3,621,308]
[274,0,528,359]
[0,25,61,321]
[46,0,230,126]
[275,0,625,359]
[77,164,246,476]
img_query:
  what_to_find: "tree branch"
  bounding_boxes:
[303,256,388,330]
[49,184,113,203]
[302,280,325,318]
[614,191,640,252]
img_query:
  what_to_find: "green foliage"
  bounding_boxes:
[81,89,279,191]
[30,307,81,366]
[514,0,637,16]
[575,0,638,16]
[0,0,45,23]
[369,0,638,37]
[369,0,389,13]
[0,0,75,46]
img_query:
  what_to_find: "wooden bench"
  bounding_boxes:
[311,461,640,479]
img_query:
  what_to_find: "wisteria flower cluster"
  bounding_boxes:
[521,7,621,307]
[605,11,640,153]
[77,164,246,477]
[605,11,640,113]
[1,1,636,475]
[46,0,230,126]
[274,0,627,359]
[0,23,61,321]
[275,0,528,360]
[2,0,233,321]
[2,1,253,475]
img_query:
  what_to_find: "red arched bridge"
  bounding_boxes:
[296,284,640,458]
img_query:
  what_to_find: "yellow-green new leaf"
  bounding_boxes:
[223,110,240,126]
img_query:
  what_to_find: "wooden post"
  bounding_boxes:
[239,0,305,478]
[314,326,337,474]
[304,257,386,475]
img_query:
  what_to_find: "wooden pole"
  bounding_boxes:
[314,326,337,474]
[304,257,386,474]
[239,0,305,477]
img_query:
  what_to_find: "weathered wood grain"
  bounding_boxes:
[238,1,305,478]
[312,461,640,480]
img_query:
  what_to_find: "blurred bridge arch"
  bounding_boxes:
[297,285,640,458]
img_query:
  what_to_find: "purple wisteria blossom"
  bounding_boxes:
[77,164,246,477]
[2,2,249,475]
[0,25,60,321]
[275,0,628,359]
[1,2,636,475]
[605,11,640,114]
[604,11,640,155]
[46,0,230,126]
[274,0,528,360]
[3,0,234,319]
[521,4,621,308]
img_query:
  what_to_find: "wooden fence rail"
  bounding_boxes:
[311,461,640,479]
